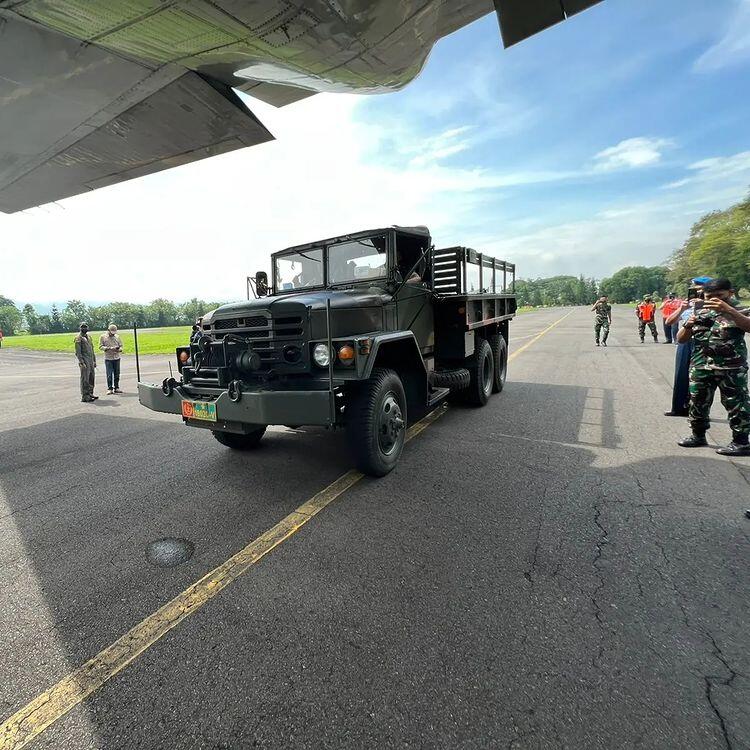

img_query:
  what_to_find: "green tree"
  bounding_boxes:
[0,305,22,335]
[62,300,89,331]
[36,315,52,334]
[600,266,668,303]
[0,295,15,307]
[145,299,178,328]
[668,195,750,294]
[23,303,40,334]
[50,304,63,333]
[177,298,222,324]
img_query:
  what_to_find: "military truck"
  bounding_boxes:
[138,226,516,476]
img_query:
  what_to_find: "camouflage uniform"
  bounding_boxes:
[636,301,658,342]
[75,333,96,400]
[688,302,750,436]
[638,318,658,340]
[593,302,611,343]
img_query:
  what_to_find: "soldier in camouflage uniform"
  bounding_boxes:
[677,279,750,456]
[591,296,612,346]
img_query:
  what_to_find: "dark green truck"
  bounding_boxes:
[138,226,517,476]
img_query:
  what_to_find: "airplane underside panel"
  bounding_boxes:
[494,0,604,47]
[0,11,273,213]
[0,0,605,212]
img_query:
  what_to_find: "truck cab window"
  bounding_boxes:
[275,248,324,291]
[328,237,387,285]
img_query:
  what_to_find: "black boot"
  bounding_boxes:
[716,434,750,456]
[664,410,689,417]
[678,432,708,447]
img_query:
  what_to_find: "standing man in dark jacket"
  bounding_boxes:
[75,322,98,403]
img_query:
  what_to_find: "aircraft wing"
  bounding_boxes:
[0,0,604,214]
[0,13,273,214]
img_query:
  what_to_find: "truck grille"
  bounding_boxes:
[199,313,307,372]
[214,316,266,330]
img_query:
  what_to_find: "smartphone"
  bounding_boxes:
[693,299,704,310]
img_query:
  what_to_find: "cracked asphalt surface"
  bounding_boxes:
[1,306,749,749]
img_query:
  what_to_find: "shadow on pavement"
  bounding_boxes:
[0,383,747,748]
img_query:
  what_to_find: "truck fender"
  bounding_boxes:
[362,332,428,418]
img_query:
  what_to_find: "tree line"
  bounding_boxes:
[514,268,670,307]
[0,297,225,336]
[668,194,750,295]
[514,275,599,307]
[2,196,747,334]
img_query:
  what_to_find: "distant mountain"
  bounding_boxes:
[17,301,109,315]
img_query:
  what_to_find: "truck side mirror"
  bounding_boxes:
[255,271,269,297]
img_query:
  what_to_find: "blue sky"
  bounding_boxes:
[3,0,750,303]
[352,0,750,279]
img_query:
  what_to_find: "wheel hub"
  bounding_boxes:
[378,392,404,455]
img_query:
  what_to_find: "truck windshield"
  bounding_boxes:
[328,236,387,285]
[275,248,324,291]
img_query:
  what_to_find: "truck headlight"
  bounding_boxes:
[313,343,330,367]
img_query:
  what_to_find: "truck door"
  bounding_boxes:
[394,234,434,353]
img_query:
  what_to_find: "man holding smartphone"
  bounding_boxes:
[664,278,710,417]
[99,323,124,395]
[677,278,750,456]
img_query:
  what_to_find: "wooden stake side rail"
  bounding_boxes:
[431,246,516,298]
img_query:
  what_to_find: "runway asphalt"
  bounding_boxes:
[0,306,748,749]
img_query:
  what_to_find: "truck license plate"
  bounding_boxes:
[181,400,217,422]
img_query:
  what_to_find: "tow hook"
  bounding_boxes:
[228,379,243,403]
[162,377,179,396]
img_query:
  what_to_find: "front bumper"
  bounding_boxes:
[138,382,334,427]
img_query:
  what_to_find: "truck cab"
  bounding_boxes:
[138,226,517,476]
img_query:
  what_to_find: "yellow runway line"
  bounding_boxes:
[0,311,571,750]
[508,310,573,363]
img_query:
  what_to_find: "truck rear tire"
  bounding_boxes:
[212,427,266,450]
[488,333,507,393]
[464,337,494,407]
[347,368,407,477]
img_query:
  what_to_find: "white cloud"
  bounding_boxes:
[0,87,745,303]
[474,148,750,280]
[694,0,750,72]
[407,126,473,167]
[593,137,673,172]
[662,150,750,190]
[0,94,568,303]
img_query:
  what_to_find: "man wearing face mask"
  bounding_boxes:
[100,323,124,395]
[74,322,98,403]
[677,278,750,455]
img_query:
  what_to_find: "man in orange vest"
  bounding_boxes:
[636,295,658,343]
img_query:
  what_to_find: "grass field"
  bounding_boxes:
[3,327,191,356]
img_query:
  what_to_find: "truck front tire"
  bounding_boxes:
[465,337,494,407]
[212,427,266,450]
[347,368,407,477]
